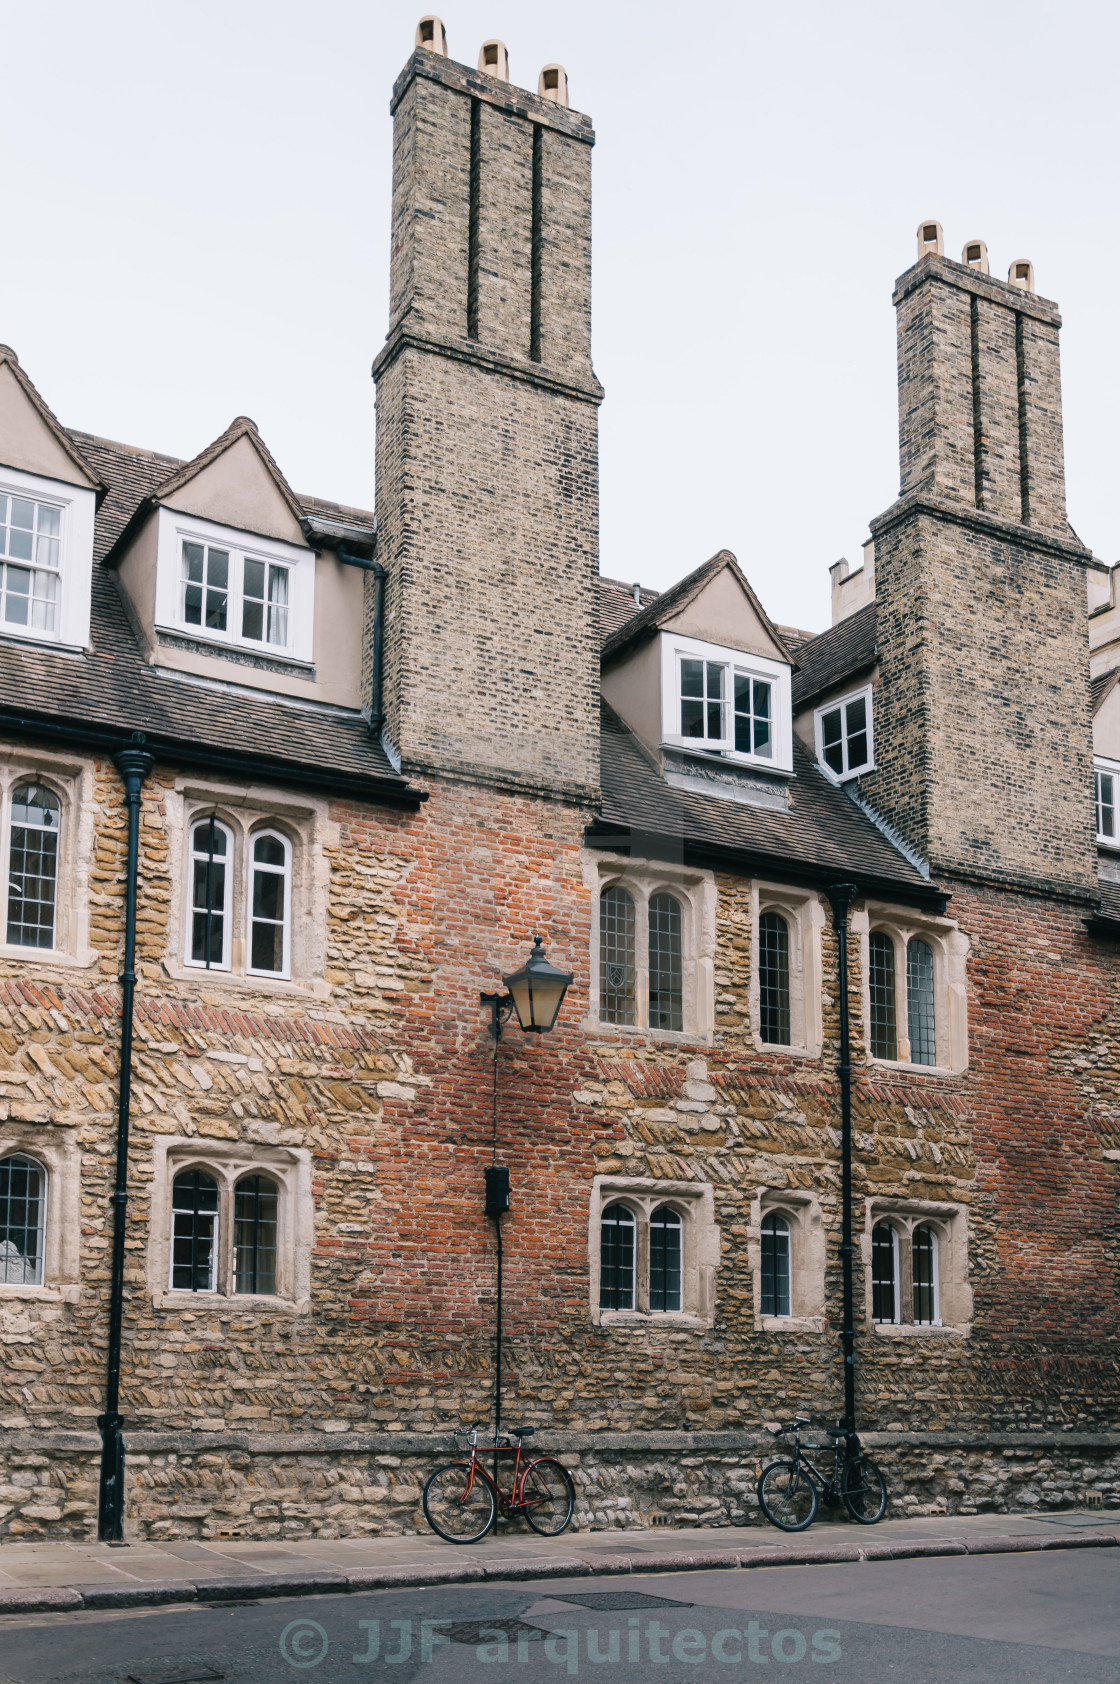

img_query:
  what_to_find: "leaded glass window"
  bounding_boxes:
[599,1203,635,1310]
[734,673,772,757]
[912,1224,938,1325]
[649,1205,682,1312]
[7,784,59,949]
[868,931,897,1061]
[906,938,936,1067]
[758,910,791,1045]
[249,831,290,976]
[0,1153,45,1285]
[170,1169,219,1292]
[599,886,635,1025]
[871,1221,898,1323]
[188,817,232,969]
[0,494,61,634]
[648,892,683,1031]
[234,1174,278,1295]
[761,1212,791,1317]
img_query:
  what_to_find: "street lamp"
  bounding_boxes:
[478,934,573,1474]
[482,933,573,1039]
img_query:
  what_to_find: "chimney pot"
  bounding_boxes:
[917,219,944,259]
[478,39,509,81]
[538,63,569,107]
[962,238,990,274]
[1008,258,1035,294]
[416,15,447,55]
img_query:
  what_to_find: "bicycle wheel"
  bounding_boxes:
[757,1459,818,1531]
[520,1457,576,1536]
[423,1461,496,1543]
[841,1454,888,1524]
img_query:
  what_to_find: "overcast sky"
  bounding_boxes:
[4,1,1117,634]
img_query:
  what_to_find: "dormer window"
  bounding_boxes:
[1096,761,1119,845]
[0,471,95,651]
[662,634,792,772]
[815,686,874,782]
[155,510,313,669]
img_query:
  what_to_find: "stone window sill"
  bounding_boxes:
[597,1309,711,1331]
[867,1056,966,1079]
[0,946,98,971]
[0,1283,80,1303]
[584,1020,712,1049]
[755,1039,822,1061]
[151,1290,309,1313]
[871,1321,970,1338]
[759,1314,826,1333]
[161,958,330,1000]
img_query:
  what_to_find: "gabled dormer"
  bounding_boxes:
[0,347,103,652]
[104,418,368,709]
[600,551,796,804]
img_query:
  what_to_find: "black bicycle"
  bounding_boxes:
[757,1416,888,1531]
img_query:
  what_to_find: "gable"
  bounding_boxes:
[1095,678,1120,763]
[665,564,790,665]
[161,432,306,547]
[0,361,99,489]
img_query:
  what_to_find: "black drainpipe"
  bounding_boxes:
[826,882,860,1435]
[338,548,386,735]
[97,736,155,1543]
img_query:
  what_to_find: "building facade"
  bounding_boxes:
[0,31,1118,1543]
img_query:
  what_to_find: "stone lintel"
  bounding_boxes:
[390,47,596,144]
[893,252,1062,328]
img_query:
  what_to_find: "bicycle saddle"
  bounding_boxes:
[826,1427,848,1438]
[508,1425,535,1437]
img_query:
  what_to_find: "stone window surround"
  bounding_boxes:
[589,1175,719,1329]
[0,1123,81,1302]
[862,1197,972,1336]
[582,851,716,1043]
[0,464,97,654]
[162,778,336,999]
[0,749,96,969]
[749,881,825,1058]
[659,631,794,774]
[153,507,315,667]
[854,902,969,1075]
[813,683,875,784]
[746,1187,826,1332]
[146,1135,313,1311]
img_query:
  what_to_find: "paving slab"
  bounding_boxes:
[0,1510,1115,1616]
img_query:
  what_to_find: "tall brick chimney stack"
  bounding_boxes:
[862,231,1096,897]
[371,24,603,803]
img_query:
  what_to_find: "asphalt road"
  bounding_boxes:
[0,1551,1117,1683]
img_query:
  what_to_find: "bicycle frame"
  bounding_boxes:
[455,1433,549,1517]
[780,1424,854,1504]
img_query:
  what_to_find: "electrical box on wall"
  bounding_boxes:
[485,1166,510,1215]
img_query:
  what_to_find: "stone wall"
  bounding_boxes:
[2,1431,1118,1542]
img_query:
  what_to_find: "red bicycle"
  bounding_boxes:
[423,1423,575,1544]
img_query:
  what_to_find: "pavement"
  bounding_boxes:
[0,1507,1116,1616]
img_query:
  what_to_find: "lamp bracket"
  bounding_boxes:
[481,991,515,1041]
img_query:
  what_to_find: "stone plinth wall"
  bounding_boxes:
[3,1432,1119,1542]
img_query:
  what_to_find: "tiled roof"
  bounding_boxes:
[599,575,659,642]
[595,700,938,901]
[0,432,418,805]
[791,603,878,709]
